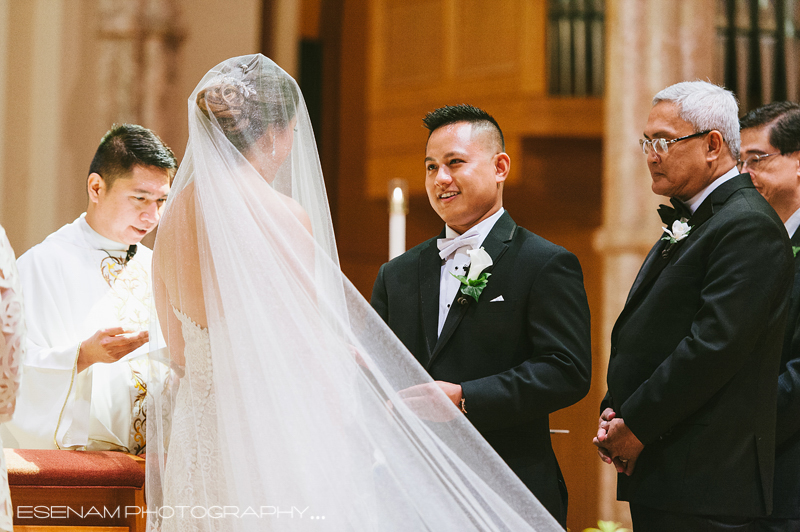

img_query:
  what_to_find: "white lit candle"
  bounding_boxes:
[388,179,408,260]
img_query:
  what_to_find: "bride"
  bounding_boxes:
[146,54,562,531]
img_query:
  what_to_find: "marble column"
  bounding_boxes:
[594,0,716,525]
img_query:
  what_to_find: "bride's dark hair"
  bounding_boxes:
[196,58,298,152]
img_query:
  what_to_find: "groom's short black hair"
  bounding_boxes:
[89,123,177,189]
[423,104,505,151]
[740,101,800,155]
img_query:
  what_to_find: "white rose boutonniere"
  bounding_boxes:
[451,247,493,302]
[661,218,692,244]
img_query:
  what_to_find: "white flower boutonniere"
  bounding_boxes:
[451,248,493,302]
[661,218,692,244]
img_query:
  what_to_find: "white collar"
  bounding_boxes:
[444,207,505,245]
[685,166,739,214]
[77,213,129,252]
[785,206,800,239]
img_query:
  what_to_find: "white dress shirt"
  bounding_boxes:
[785,206,800,239]
[685,166,740,214]
[438,208,505,336]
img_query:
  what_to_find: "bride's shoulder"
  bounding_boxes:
[278,193,312,235]
[161,184,197,225]
[155,184,198,256]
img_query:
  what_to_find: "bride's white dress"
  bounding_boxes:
[146,54,562,532]
[162,306,224,532]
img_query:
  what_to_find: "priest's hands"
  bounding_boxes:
[77,327,149,372]
[593,408,644,476]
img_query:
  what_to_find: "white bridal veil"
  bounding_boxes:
[146,54,562,531]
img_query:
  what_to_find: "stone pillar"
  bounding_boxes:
[594,0,716,525]
[97,0,184,142]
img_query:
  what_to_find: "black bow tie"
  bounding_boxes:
[125,245,137,263]
[657,198,692,226]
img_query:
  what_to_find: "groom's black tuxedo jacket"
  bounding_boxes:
[772,228,800,519]
[603,174,793,517]
[371,212,591,525]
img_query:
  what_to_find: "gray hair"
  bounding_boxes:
[653,81,741,159]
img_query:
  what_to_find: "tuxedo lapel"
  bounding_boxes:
[687,173,754,227]
[790,229,800,299]
[418,235,445,366]
[622,236,682,313]
[791,229,800,258]
[626,239,668,305]
[426,213,516,369]
[619,174,754,324]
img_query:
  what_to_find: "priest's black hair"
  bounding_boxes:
[89,123,177,189]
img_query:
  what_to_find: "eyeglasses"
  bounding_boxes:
[639,130,712,156]
[737,152,781,171]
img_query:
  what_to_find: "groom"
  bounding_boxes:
[371,104,591,527]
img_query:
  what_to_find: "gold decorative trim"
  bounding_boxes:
[53,342,81,450]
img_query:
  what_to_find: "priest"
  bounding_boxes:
[1,124,176,452]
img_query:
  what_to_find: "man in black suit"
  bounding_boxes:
[595,81,794,531]
[740,102,800,532]
[371,104,591,527]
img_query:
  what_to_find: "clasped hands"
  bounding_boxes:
[593,408,644,476]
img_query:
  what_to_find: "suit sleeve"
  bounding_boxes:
[460,249,592,432]
[600,391,611,413]
[621,211,792,445]
[370,263,389,323]
[776,318,800,445]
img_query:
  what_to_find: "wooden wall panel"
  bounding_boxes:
[365,0,602,199]
[382,0,443,85]
[454,0,518,77]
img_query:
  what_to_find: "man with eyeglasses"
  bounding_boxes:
[594,81,793,531]
[740,101,800,532]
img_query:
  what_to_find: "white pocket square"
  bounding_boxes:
[490,295,504,302]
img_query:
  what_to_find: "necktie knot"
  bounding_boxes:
[437,229,481,260]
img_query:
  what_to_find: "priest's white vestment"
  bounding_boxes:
[0,214,161,452]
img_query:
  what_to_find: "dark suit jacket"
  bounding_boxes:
[772,228,800,518]
[603,174,793,517]
[371,212,591,526]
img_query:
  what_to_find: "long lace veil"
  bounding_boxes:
[146,54,562,531]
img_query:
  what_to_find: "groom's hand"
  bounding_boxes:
[434,381,463,407]
[396,382,459,422]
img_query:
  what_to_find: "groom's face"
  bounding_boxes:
[424,122,508,234]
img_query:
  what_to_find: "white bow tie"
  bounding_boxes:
[437,229,481,260]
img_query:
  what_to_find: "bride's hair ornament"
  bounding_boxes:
[196,59,298,152]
